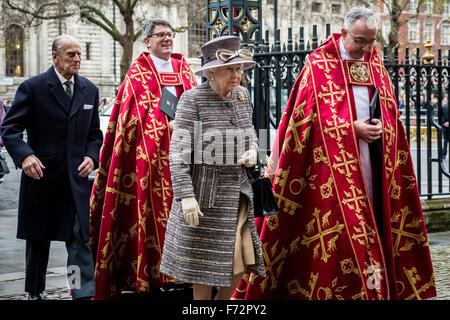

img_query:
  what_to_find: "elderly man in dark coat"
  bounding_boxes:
[0,35,103,300]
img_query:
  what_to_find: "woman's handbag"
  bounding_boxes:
[0,153,10,176]
[245,164,278,218]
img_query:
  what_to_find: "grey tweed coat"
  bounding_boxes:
[160,81,266,287]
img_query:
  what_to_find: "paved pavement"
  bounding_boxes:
[0,151,449,300]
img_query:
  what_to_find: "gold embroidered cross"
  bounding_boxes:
[260,241,288,292]
[391,206,426,257]
[324,113,351,143]
[378,85,396,110]
[151,148,170,173]
[139,89,161,111]
[99,229,129,272]
[106,187,136,205]
[332,149,358,178]
[130,64,153,84]
[342,185,367,214]
[144,118,167,143]
[153,176,172,203]
[351,220,376,248]
[312,49,338,74]
[301,208,345,263]
[318,80,345,108]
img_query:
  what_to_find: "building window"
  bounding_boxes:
[312,2,322,13]
[86,42,91,60]
[409,0,418,12]
[408,20,420,43]
[5,24,24,77]
[424,22,434,43]
[331,4,341,15]
[443,3,450,16]
[424,1,433,14]
[442,24,450,45]
[266,0,274,4]
[296,1,301,10]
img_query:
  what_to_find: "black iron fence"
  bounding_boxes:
[242,25,450,199]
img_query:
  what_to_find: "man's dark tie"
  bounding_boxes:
[64,80,73,99]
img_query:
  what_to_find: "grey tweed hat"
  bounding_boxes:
[195,35,256,76]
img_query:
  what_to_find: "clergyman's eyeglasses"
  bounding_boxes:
[151,32,176,39]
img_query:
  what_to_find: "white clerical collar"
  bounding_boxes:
[150,54,172,69]
[54,66,74,85]
[339,37,364,62]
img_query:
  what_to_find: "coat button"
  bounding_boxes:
[230,118,238,125]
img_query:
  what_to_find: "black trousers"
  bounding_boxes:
[25,214,95,299]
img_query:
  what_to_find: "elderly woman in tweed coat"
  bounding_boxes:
[160,36,266,300]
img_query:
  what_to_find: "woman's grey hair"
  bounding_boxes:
[344,7,378,31]
[142,19,173,38]
[204,68,217,80]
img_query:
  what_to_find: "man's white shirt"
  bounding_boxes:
[339,39,374,207]
[150,54,177,97]
[54,67,74,96]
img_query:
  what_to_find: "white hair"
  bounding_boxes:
[344,7,378,31]
[204,67,217,80]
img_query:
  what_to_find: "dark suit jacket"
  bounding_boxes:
[0,66,103,241]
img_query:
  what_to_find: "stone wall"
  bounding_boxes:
[423,197,450,233]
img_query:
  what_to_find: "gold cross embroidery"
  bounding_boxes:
[351,220,376,248]
[391,206,426,256]
[282,103,316,155]
[99,230,129,273]
[153,176,172,203]
[318,80,345,108]
[144,118,167,143]
[312,49,339,74]
[332,149,358,178]
[403,267,435,300]
[139,86,161,111]
[106,186,136,206]
[301,208,345,263]
[130,64,153,84]
[260,241,288,293]
[157,205,170,227]
[151,148,170,174]
[324,113,351,143]
[342,185,367,214]
[378,85,396,110]
[383,119,395,153]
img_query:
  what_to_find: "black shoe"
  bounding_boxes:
[28,292,45,300]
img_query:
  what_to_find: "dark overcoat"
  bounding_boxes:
[0,66,103,241]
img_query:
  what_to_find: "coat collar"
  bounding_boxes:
[47,66,86,117]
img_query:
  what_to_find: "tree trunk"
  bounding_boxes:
[119,13,135,83]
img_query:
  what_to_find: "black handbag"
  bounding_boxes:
[0,153,10,176]
[245,163,278,218]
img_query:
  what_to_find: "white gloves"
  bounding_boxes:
[181,197,203,227]
[238,149,257,168]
